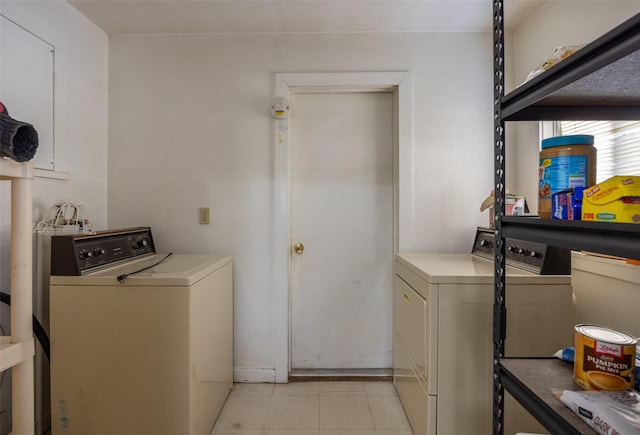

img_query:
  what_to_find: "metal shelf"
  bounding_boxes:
[501,13,640,121]
[501,217,640,260]
[492,6,639,435]
[499,358,596,435]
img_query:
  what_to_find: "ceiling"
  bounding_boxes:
[68,0,548,35]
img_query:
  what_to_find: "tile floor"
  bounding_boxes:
[210,381,414,435]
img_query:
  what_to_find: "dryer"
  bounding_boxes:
[49,228,233,435]
[393,227,574,435]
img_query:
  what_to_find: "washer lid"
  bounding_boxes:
[50,254,232,287]
[395,253,570,285]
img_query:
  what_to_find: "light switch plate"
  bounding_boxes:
[199,207,210,224]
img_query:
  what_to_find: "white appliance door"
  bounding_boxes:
[290,91,394,369]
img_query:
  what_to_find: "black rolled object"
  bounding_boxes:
[0,101,39,162]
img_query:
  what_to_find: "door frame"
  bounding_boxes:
[273,72,412,382]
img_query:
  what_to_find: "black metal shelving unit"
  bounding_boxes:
[492,4,640,435]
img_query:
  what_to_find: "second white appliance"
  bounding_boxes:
[393,229,574,435]
[571,251,640,338]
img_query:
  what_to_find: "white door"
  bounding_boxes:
[290,92,394,370]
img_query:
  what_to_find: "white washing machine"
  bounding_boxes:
[48,228,233,435]
[393,227,575,435]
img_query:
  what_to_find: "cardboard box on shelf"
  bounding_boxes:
[582,176,640,223]
[480,191,529,227]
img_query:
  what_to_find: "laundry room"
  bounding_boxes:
[1,1,640,435]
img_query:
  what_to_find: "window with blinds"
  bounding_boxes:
[556,121,640,183]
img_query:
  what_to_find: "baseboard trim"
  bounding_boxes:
[288,368,393,382]
[234,368,277,383]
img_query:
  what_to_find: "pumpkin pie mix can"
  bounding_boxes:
[574,324,637,391]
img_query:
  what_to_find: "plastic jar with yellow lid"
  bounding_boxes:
[539,134,596,219]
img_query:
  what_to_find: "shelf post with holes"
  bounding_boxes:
[492,1,507,434]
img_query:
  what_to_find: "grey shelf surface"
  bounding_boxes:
[499,358,597,435]
[501,12,640,121]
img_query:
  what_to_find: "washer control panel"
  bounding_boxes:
[51,227,156,275]
[471,226,570,275]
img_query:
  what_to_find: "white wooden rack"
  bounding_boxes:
[0,158,35,435]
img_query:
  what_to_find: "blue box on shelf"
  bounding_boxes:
[552,187,584,220]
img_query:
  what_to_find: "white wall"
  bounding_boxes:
[508,2,640,207]
[0,0,109,244]
[0,1,109,228]
[1,0,636,396]
[0,1,108,431]
[107,32,494,381]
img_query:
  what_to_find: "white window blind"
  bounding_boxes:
[557,121,640,183]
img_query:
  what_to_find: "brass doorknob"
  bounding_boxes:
[294,242,304,254]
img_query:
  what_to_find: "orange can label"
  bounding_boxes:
[574,325,637,391]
